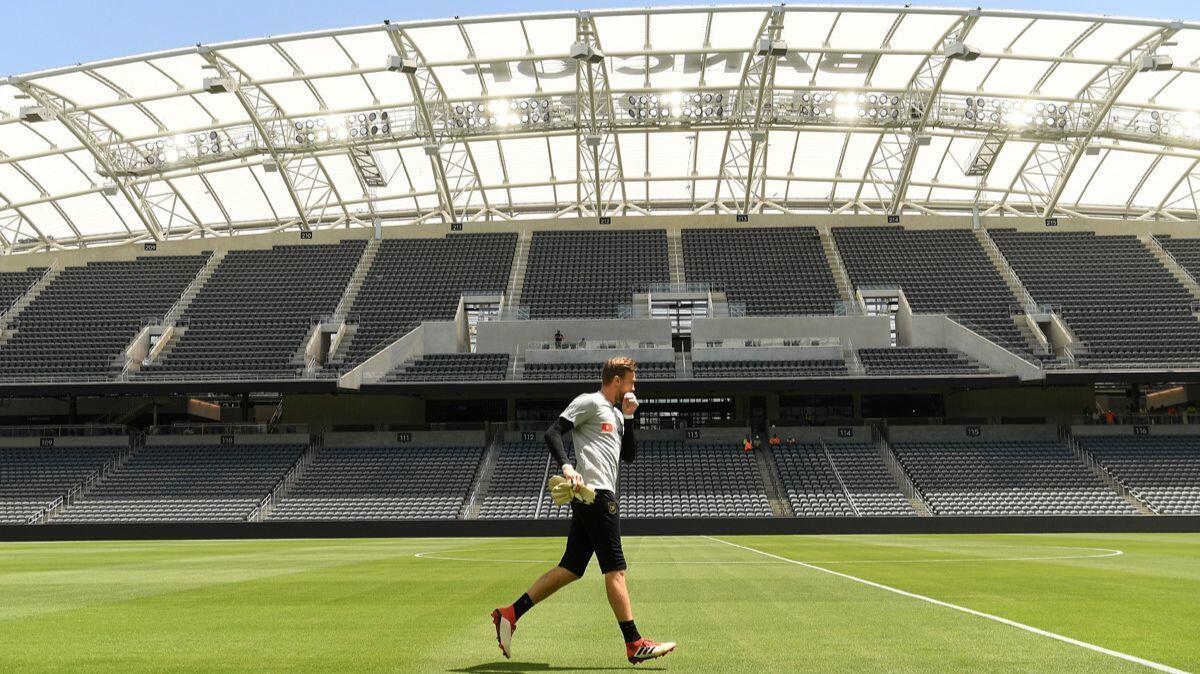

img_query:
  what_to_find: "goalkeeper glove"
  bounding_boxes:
[547,474,596,506]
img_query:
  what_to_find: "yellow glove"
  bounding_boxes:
[548,474,596,506]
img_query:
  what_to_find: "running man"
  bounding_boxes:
[491,356,675,665]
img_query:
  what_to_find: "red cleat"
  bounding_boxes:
[490,607,516,659]
[626,637,676,664]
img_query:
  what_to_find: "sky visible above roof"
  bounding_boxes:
[2,1,1198,76]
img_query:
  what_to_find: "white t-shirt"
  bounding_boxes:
[560,391,624,492]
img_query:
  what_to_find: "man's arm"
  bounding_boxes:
[620,417,636,463]
[544,416,575,470]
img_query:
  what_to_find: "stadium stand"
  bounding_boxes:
[991,230,1200,367]
[692,360,847,378]
[615,441,772,518]
[858,347,990,375]
[138,241,364,379]
[56,442,303,522]
[1155,235,1200,281]
[0,267,47,314]
[383,353,510,382]
[833,227,1028,353]
[772,443,855,516]
[478,441,550,519]
[522,229,669,319]
[0,254,210,380]
[890,440,1136,515]
[524,360,676,380]
[1076,435,1200,514]
[268,445,483,520]
[680,226,840,315]
[0,445,123,523]
[338,233,517,368]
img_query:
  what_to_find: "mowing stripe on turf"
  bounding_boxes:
[704,536,1188,674]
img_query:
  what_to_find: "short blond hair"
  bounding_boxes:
[601,356,637,384]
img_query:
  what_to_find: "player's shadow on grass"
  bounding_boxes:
[451,663,665,672]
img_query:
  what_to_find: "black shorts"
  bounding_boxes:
[558,489,626,577]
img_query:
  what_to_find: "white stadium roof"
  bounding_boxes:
[1,5,1199,253]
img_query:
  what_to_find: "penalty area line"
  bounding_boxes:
[703,536,1185,674]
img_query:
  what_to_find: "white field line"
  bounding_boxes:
[703,536,1186,674]
[413,542,1124,565]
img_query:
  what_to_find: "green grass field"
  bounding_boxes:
[0,533,1197,672]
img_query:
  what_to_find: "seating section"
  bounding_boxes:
[858,347,989,375]
[340,234,517,367]
[772,443,854,516]
[616,442,771,518]
[0,446,122,523]
[524,360,675,380]
[384,353,510,382]
[692,359,847,378]
[890,440,1135,515]
[268,445,482,520]
[139,241,364,379]
[0,267,46,312]
[834,227,1027,353]
[57,443,303,522]
[992,230,1200,367]
[681,226,840,315]
[1077,435,1200,515]
[479,441,551,519]
[523,230,669,319]
[0,254,209,380]
[826,444,915,515]
[1156,235,1200,282]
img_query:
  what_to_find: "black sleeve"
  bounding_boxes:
[544,416,575,469]
[620,417,637,463]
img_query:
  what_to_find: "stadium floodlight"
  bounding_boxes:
[202,76,235,94]
[944,40,981,61]
[101,183,118,196]
[386,55,418,74]
[570,42,604,64]
[1084,145,1102,156]
[916,134,932,146]
[263,159,279,172]
[1137,54,1173,72]
[756,38,788,57]
[19,105,53,123]
[423,142,440,156]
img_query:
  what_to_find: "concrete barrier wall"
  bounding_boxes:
[146,433,310,446]
[908,314,1043,381]
[887,424,1058,443]
[0,436,130,449]
[691,315,891,349]
[1071,425,1200,437]
[691,344,843,362]
[323,430,485,447]
[476,319,673,355]
[770,426,873,444]
[524,346,674,365]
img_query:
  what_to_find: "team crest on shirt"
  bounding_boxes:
[608,501,618,514]
[600,422,615,433]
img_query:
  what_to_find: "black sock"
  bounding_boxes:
[619,619,641,643]
[512,593,534,621]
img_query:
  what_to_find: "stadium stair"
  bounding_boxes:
[42,436,140,524]
[873,430,932,516]
[136,249,227,371]
[461,430,503,519]
[503,229,532,312]
[753,445,795,517]
[974,228,1054,357]
[667,229,685,285]
[1140,233,1200,302]
[0,261,61,339]
[252,434,322,521]
[819,226,856,305]
[1062,430,1157,515]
